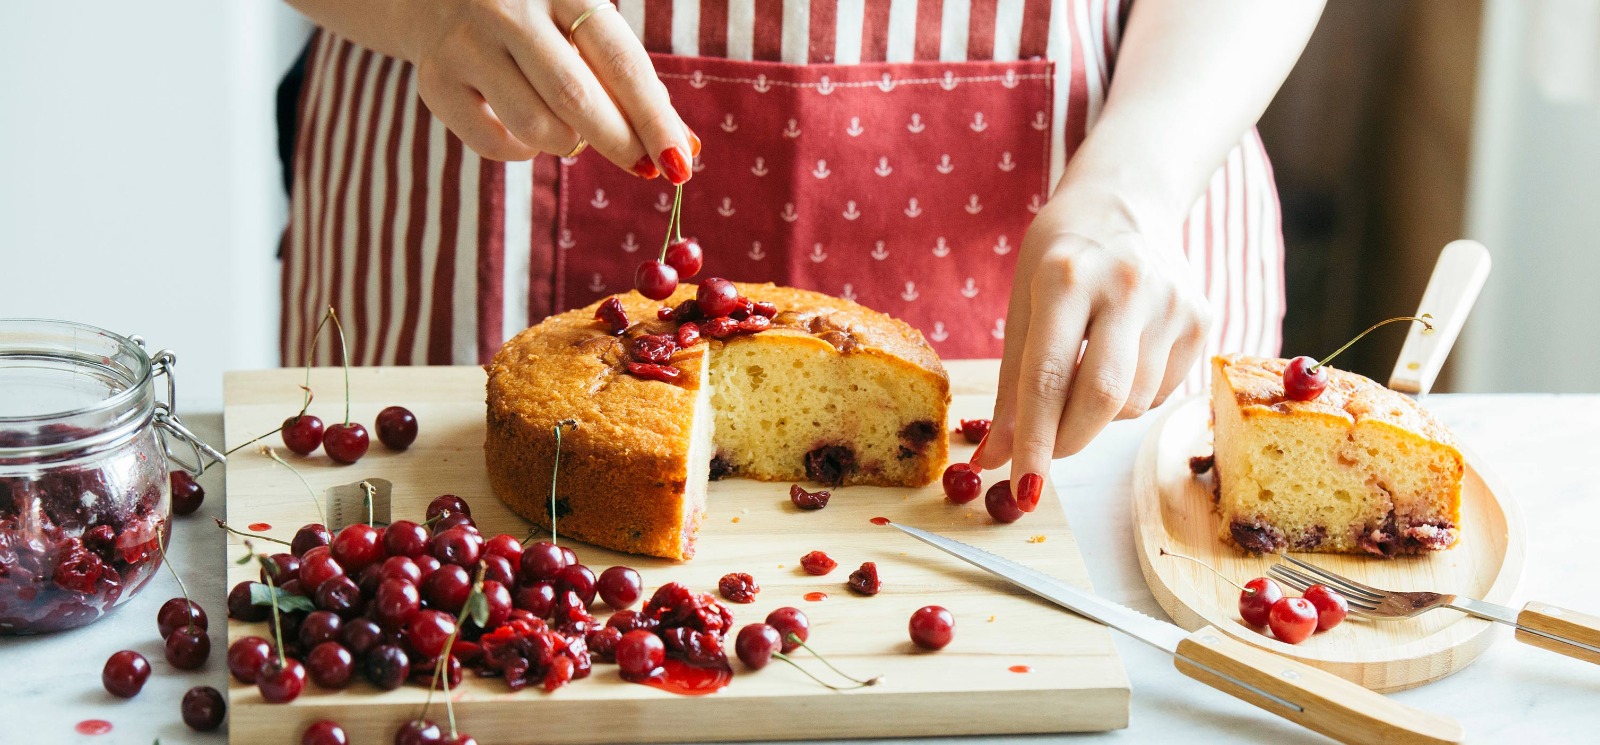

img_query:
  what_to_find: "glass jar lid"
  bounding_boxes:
[0,319,156,460]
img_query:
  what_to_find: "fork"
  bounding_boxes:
[1267,554,1600,665]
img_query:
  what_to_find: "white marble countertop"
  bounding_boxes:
[4,395,1597,744]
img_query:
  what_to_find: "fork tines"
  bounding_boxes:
[1266,560,1384,616]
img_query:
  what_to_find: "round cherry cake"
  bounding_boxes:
[485,283,950,560]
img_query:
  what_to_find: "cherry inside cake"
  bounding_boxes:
[486,283,949,560]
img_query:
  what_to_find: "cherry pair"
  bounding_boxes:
[635,183,704,300]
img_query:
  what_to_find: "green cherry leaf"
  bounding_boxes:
[466,589,490,628]
[249,582,315,613]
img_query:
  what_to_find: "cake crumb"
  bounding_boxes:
[987,615,996,623]
[1026,535,1046,544]
[740,508,749,514]
[776,564,785,569]
[731,516,741,523]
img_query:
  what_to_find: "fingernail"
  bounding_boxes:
[1016,472,1044,513]
[688,130,702,157]
[630,156,660,179]
[968,432,989,471]
[659,147,691,184]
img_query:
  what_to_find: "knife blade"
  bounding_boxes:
[886,521,1464,745]
[1388,240,1491,400]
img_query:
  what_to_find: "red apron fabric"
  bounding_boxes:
[557,55,1052,358]
[281,1,1285,396]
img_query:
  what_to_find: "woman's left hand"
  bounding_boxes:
[972,190,1210,497]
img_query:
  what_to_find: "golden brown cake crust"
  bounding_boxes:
[485,284,949,560]
[1215,354,1458,448]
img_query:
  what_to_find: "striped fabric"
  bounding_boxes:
[282,0,1283,393]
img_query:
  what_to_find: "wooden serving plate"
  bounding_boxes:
[1133,396,1526,692]
[223,362,1129,743]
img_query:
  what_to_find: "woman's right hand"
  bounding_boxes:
[397,0,697,180]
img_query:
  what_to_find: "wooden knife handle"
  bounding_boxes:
[1174,627,1464,745]
[1516,601,1600,664]
[1388,240,1491,396]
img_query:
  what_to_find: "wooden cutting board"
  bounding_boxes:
[1133,397,1526,693]
[222,361,1129,744]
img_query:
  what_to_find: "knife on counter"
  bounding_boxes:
[887,521,1465,745]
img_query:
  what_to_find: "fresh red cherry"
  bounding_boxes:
[298,546,346,591]
[477,580,514,629]
[306,641,355,688]
[695,277,740,318]
[635,260,679,300]
[433,511,477,534]
[299,610,344,648]
[596,565,642,609]
[362,644,412,690]
[616,629,665,677]
[332,523,384,571]
[519,541,568,581]
[375,405,419,450]
[1302,584,1349,631]
[395,719,444,745]
[339,618,384,657]
[559,546,579,566]
[513,581,557,618]
[169,470,205,515]
[909,605,955,650]
[735,622,783,669]
[379,555,423,585]
[422,564,472,613]
[228,636,273,683]
[984,480,1024,523]
[1282,356,1328,402]
[102,650,151,698]
[292,523,332,556]
[315,574,363,616]
[158,597,207,639]
[765,607,809,653]
[229,580,269,622]
[165,625,211,669]
[322,422,370,464]
[958,418,991,444]
[383,520,430,558]
[261,552,301,584]
[302,720,349,745]
[555,563,597,606]
[942,463,982,504]
[484,533,523,564]
[440,735,479,745]
[430,527,483,568]
[404,609,457,659]
[426,494,472,521]
[282,414,325,455]
[1268,597,1319,644]
[663,237,703,278]
[181,685,227,731]
[257,657,308,703]
[1238,577,1284,628]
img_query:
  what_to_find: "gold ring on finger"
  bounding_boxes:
[560,138,589,159]
[567,2,613,39]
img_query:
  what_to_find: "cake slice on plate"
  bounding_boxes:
[1209,355,1464,556]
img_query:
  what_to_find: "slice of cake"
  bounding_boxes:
[1209,355,1464,556]
[484,283,949,560]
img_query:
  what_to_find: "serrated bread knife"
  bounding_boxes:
[886,522,1464,745]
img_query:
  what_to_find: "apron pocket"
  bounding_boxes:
[556,55,1053,359]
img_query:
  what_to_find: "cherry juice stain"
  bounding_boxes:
[248,522,272,531]
[625,658,732,696]
[1008,665,1033,674]
[75,720,113,736]
[803,591,828,602]
[869,516,890,526]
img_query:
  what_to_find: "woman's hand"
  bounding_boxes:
[972,190,1210,492]
[396,0,696,179]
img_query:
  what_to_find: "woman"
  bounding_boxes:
[278,0,1323,488]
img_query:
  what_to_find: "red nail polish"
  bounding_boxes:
[968,432,989,471]
[688,130,702,157]
[659,147,690,184]
[1016,472,1044,513]
[630,156,660,179]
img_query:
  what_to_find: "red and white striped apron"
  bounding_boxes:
[281,0,1284,392]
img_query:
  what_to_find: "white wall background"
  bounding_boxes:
[0,1,309,410]
[1461,0,1600,392]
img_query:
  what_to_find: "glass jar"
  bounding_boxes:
[0,320,221,634]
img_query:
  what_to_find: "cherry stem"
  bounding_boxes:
[432,564,484,738]
[1159,548,1249,593]
[658,184,683,260]
[1312,315,1433,373]
[257,549,288,667]
[785,633,879,686]
[155,527,195,632]
[549,419,577,544]
[213,518,292,546]
[224,423,286,457]
[360,481,376,526]
[773,653,872,691]
[325,306,353,425]
[671,183,685,243]
[261,445,327,526]
[300,312,334,416]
